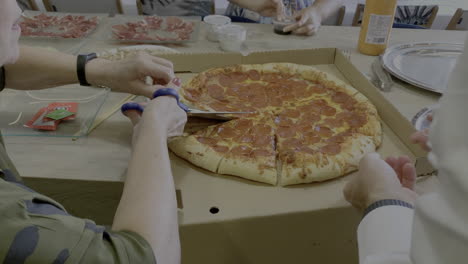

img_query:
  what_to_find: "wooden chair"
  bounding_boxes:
[43,0,123,14]
[352,4,438,29]
[447,8,468,30]
[136,0,214,16]
[17,0,39,10]
[322,5,346,26]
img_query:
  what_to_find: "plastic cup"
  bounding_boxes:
[203,15,231,42]
[218,24,247,52]
[273,19,295,35]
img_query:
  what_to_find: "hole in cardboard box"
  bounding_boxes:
[209,207,220,214]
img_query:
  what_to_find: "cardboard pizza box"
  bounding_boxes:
[22,48,427,264]
[151,48,425,264]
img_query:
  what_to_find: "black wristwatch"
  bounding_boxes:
[77,53,98,86]
[0,66,5,92]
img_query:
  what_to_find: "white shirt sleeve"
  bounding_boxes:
[357,35,468,264]
[357,206,413,264]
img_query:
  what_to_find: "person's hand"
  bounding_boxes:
[122,78,187,143]
[87,52,175,98]
[243,0,285,18]
[410,114,432,152]
[343,153,418,212]
[283,6,322,36]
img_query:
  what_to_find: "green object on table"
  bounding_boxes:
[45,109,74,120]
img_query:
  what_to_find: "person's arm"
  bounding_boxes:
[344,154,417,264]
[284,0,343,35]
[228,0,284,17]
[5,46,174,97]
[112,94,187,264]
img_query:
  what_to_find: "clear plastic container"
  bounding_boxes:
[203,15,231,42]
[0,86,109,137]
[218,24,247,52]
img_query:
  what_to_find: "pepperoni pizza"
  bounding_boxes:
[169,63,382,186]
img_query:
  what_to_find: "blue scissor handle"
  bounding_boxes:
[121,102,145,114]
[121,88,190,114]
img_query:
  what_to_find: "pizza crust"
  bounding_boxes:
[281,135,376,186]
[168,136,224,173]
[218,155,277,185]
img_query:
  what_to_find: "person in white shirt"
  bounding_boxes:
[343,35,468,264]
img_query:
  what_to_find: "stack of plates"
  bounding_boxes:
[381,42,464,94]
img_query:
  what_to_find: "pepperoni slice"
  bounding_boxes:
[321,105,337,116]
[253,149,272,157]
[320,143,341,155]
[216,126,237,138]
[252,135,273,147]
[340,97,357,110]
[298,146,316,155]
[234,119,254,130]
[304,113,322,125]
[323,118,344,128]
[282,109,301,119]
[275,116,294,127]
[347,113,368,128]
[184,89,201,102]
[282,138,303,150]
[248,69,261,81]
[212,145,229,153]
[314,126,333,137]
[229,72,248,83]
[303,132,321,144]
[277,126,296,138]
[298,103,322,114]
[332,92,351,104]
[251,124,272,135]
[207,84,225,100]
[196,137,218,146]
[269,97,283,107]
[219,74,233,87]
[239,134,254,143]
[231,145,252,156]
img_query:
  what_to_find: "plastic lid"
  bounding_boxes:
[203,15,231,26]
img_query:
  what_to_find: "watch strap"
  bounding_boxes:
[77,53,97,86]
[363,199,414,218]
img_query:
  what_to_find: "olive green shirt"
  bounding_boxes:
[0,133,156,264]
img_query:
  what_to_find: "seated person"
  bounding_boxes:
[1,0,185,263]
[344,34,468,263]
[225,0,343,35]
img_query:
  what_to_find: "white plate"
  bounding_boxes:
[382,42,464,94]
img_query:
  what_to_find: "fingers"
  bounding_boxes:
[283,11,307,32]
[145,61,174,85]
[401,163,417,190]
[410,130,431,152]
[293,24,317,35]
[122,107,142,126]
[427,114,433,122]
[150,56,174,70]
[134,52,174,85]
[274,0,285,19]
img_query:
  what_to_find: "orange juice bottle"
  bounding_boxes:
[358,0,398,56]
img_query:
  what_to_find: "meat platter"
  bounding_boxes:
[20,12,100,39]
[109,15,200,44]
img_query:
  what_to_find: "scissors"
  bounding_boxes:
[121,88,252,120]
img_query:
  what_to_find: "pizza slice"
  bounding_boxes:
[169,115,278,185]
[217,114,277,185]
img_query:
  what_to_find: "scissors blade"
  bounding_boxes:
[187,109,254,120]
